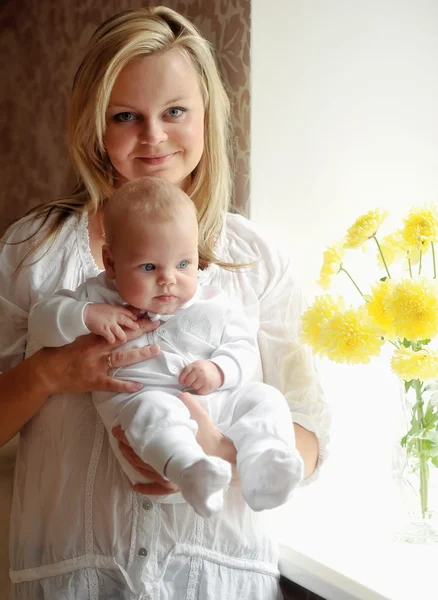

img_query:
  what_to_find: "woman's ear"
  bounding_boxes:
[102,244,116,279]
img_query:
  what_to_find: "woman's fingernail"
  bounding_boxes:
[150,344,160,355]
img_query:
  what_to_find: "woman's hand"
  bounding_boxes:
[112,426,180,495]
[39,317,160,395]
[113,391,237,496]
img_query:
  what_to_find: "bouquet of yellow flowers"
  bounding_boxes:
[301,206,438,539]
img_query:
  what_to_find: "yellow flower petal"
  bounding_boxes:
[301,295,343,350]
[366,279,397,338]
[318,307,384,364]
[345,209,389,249]
[387,277,438,341]
[377,230,406,267]
[391,347,438,381]
[402,205,438,252]
[317,239,346,290]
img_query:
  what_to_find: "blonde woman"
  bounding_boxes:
[0,7,329,600]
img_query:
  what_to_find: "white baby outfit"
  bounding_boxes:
[1,211,330,599]
[29,273,304,517]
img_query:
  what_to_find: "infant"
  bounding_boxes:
[29,177,304,518]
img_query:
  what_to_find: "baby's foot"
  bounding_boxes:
[178,457,232,518]
[239,447,304,511]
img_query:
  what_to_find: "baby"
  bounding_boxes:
[29,177,304,518]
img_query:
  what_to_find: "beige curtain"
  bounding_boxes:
[0,0,250,233]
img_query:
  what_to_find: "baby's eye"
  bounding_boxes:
[177,260,190,269]
[140,263,155,271]
[167,107,186,118]
[113,112,138,122]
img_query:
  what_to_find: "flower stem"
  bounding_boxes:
[373,235,391,279]
[432,243,436,279]
[418,251,423,276]
[408,258,413,278]
[414,379,429,518]
[339,267,365,298]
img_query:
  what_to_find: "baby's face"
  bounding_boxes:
[105,212,199,313]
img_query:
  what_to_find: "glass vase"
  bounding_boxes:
[392,379,438,543]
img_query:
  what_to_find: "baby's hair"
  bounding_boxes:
[103,177,197,246]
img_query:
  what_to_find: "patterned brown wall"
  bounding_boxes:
[0,0,250,234]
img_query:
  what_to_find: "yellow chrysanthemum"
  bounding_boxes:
[318,307,384,364]
[317,239,345,290]
[377,230,406,267]
[391,347,438,381]
[301,295,343,350]
[366,279,396,337]
[378,229,422,267]
[344,209,389,249]
[387,277,438,341]
[402,205,438,251]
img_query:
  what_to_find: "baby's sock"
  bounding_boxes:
[167,456,232,518]
[238,444,304,512]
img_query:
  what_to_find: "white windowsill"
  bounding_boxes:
[262,478,438,600]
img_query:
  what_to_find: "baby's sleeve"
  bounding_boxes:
[28,284,91,347]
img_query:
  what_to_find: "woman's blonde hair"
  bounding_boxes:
[13,6,234,269]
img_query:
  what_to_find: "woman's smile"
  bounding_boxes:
[136,152,178,166]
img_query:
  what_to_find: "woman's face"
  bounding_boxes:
[104,48,205,190]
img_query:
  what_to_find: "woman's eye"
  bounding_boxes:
[177,260,190,269]
[140,263,155,271]
[113,112,137,122]
[167,107,186,118]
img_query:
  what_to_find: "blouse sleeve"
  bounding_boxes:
[225,215,331,484]
[0,220,35,373]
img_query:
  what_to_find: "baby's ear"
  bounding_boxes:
[102,244,116,279]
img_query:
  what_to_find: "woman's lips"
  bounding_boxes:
[136,153,176,166]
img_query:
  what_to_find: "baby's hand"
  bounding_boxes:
[84,304,138,344]
[179,360,224,395]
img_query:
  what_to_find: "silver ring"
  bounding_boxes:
[107,353,113,370]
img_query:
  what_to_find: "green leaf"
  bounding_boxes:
[418,339,432,346]
[380,277,387,282]
[405,380,414,393]
[432,456,438,468]
[402,338,411,348]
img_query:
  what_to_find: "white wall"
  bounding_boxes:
[251,0,438,519]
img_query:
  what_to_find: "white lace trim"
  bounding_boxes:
[128,492,139,570]
[76,211,101,277]
[10,555,122,583]
[84,416,105,599]
[186,516,204,600]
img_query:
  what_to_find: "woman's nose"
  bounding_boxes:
[139,118,168,145]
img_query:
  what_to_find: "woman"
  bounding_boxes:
[0,7,329,599]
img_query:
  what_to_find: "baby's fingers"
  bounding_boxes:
[119,307,139,321]
[112,324,127,343]
[179,365,193,385]
[102,327,116,344]
[194,383,210,395]
[122,317,139,332]
[182,370,199,388]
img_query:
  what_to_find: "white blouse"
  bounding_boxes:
[0,211,330,600]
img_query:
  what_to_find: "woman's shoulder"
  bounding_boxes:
[3,210,78,242]
[0,211,80,271]
[223,212,291,272]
